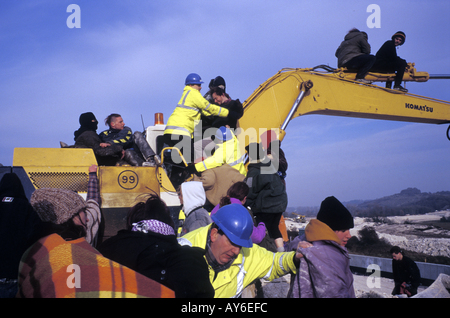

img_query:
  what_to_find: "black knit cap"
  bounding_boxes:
[391,31,406,45]
[316,196,354,231]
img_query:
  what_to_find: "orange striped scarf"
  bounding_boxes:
[17,234,174,298]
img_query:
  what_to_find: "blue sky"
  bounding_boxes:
[1,0,449,206]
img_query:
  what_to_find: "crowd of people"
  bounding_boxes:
[1,38,421,298]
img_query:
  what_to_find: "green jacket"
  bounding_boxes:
[245,159,288,213]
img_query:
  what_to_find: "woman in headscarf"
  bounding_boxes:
[98,193,214,298]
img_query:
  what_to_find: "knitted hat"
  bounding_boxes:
[316,196,354,231]
[391,31,406,45]
[31,188,86,224]
[209,76,226,90]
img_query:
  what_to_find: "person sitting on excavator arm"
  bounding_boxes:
[163,73,229,162]
[185,126,246,177]
[177,204,307,298]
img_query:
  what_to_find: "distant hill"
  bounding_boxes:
[345,188,450,217]
[286,188,450,218]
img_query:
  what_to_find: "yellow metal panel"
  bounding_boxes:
[240,71,302,144]
[99,166,161,208]
[296,71,450,124]
[13,148,97,192]
[13,148,97,167]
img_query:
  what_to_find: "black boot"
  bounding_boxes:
[123,149,144,166]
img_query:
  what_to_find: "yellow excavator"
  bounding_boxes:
[8,64,450,238]
[291,213,306,223]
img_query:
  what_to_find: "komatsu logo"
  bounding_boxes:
[405,103,433,113]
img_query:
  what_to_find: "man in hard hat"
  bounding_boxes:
[178,204,306,298]
[163,73,230,162]
[186,126,246,177]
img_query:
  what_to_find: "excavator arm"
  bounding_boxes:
[239,66,450,144]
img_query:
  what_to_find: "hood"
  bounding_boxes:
[0,173,27,199]
[344,29,362,41]
[181,181,206,216]
[305,219,341,245]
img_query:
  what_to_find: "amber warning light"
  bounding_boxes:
[155,113,164,125]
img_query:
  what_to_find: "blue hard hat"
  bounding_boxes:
[214,126,233,143]
[211,204,253,248]
[185,73,204,85]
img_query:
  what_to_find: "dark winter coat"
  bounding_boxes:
[372,39,407,73]
[98,126,134,149]
[199,99,244,135]
[245,159,288,213]
[374,40,398,66]
[98,230,214,298]
[392,255,421,290]
[74,130,123,165]
[335,30,371,67]
[0,173,43,279]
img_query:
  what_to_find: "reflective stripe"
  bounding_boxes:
[177,237,192,247]
[176,104,200,112]
[232,254,246,298]
[278,253,289,275]
[263,254,276,280]
[164,125,191,134]
[181,90,190,104]
[176,90,201,112]
[262,252,293,280]
[228,136,244,166]
[229,154,245,167]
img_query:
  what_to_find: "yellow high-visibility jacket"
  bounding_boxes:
[194,132,247,176]
[177,224,297,298]
[164,86,229,138]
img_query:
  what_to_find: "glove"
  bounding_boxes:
[185,163,198,175]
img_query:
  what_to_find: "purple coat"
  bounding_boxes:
[286,220,355,298]
[210,198,266,244]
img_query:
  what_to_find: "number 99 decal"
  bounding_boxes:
[118,170,139,190]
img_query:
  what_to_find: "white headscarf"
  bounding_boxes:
[181,181,206,217]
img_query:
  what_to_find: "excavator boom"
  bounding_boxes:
[239,66,450,143]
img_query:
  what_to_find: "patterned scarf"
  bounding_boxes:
[131,220,175,236]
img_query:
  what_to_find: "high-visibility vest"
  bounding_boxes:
[195,132,246,176]
[164,86,229,138]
